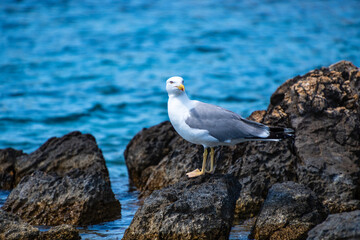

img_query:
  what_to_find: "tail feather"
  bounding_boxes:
[267,127,295,140]
[245,127,295,141]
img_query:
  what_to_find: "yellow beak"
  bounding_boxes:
[177,84,185,91]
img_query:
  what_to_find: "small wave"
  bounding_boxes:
[97,85,121,95]
[100,59,118,66]
[202,29,248,39]
[223,96,259,103]
[0,63,23,73]
[207,73,235,80]
[43,112,90,124]
[88,103,106,113]
[8,92,26,97]
[65,74,103,82]
[112,100,166,110]
[195,46,223,53]
[0,117,32,123]
[2,21,29,30]
[192,94,259,103]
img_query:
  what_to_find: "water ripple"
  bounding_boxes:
[1,0,360,239]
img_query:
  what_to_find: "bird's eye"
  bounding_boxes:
[169,81,174,84]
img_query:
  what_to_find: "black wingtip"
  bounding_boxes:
[268,127,295,139]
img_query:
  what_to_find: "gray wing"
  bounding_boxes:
[185,101,269,142]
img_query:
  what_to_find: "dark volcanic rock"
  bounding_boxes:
[0,209,81,240]
[124,121,176,188]
[222,135,297,218]
[0,209,39,240]
[125,61,360,216]
[39,224,80,240]
[1,131,121,226]
[14,131,111,184]
[123,174,241,240]
[307,210,360,240]
[264,60,360,212]
[2,170,120,226]
[250,182,327,240]
[0,148,26,190]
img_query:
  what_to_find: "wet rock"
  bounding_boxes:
[39,224,80,240]
[2,170,120,226]
[123,174,241,240]
[1,131,121,226]
[307,210,360,240]
[125,60,360,216]
[0,209,81,240]
[0,148,26,190]
[0,209,39,240]
[250,182,327,240]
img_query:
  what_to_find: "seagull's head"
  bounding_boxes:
[166,76,185,96]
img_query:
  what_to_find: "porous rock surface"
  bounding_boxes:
[250,182,327,240]
[0,209,80,240]
[39,224,81,240]
[1,131,121,226]
[2,170,120,226]
[125,60,360,216]
[307,210,360,240]
[14,131,111,185]
[0,209,39,240]
[123,174,241,240]
[266,60,360,213]
[0,148,26,190]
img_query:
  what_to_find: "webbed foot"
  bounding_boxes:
[186,169,205,178]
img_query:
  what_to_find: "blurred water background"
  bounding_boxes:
[1,0,360,239]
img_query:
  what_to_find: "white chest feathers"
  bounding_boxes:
[167,94,218,147]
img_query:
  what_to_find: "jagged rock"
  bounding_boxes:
[14,131,111,185]
[0,209,39,240]
[123,174,241,240]
[250,182,327,240]
[307,210,360,240]
[264,60,360,212]
[125,60,360,216]
[2,170,120,226]
[1,131,121,226]
[39,224,80,240]
[0,148,26,190]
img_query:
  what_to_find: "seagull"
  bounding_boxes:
[166,76,294,178]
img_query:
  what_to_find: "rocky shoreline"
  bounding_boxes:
[0,61,359,240]
[124,61,360,240]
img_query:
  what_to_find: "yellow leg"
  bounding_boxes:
[205,147,215,173]
[186,148,208,178]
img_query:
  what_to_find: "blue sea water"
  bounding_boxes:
[1,0,360,239]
